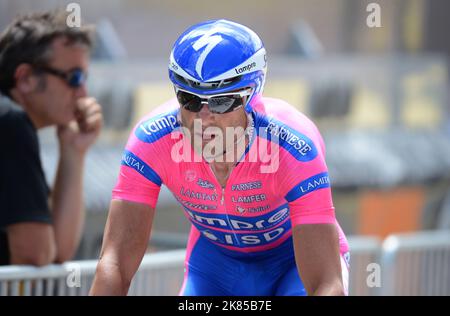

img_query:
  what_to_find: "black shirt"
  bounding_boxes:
[0,97,52,265]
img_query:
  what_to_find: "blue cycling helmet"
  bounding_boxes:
[169,19,267,112]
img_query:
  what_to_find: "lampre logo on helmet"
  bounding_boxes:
[168,19,267,112]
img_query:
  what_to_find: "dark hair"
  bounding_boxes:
[0,10,94,97]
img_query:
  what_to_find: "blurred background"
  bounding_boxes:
[0,0,449,295]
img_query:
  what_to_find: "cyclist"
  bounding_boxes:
[90,19,349,296]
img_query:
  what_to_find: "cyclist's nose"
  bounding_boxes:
[197,102,214,120]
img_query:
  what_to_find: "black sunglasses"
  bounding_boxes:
[175,86,252,114]
[34,65,87,88]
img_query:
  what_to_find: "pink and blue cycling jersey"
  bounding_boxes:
[112,95,349,295]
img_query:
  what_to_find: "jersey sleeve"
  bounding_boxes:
[111,128,164,209]
[278,122,336,227]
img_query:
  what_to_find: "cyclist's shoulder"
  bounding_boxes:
[255,96,320,139]
[252,96,325,163]
[130,98,181,145]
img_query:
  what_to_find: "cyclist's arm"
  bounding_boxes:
[292,223,344,296]
[89,199,155,296]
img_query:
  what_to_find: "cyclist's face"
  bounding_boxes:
[180,97,248,155]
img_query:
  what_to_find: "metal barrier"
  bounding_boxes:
[380,230,450,296]
[1,231,450,296]
[347,231,450,296]
[347,236,382,296]
[0,249,185,296]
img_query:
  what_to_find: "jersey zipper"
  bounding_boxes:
[221,187,225,206]
[207,163,242,246]
[208,164,228,207]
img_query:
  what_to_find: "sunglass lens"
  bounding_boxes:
[177,91,202,112]
[68,70,86,88]
[208,95,242,114]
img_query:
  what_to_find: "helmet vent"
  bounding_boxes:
[174,73,242,91]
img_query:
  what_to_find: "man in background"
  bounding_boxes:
[0,10,103,266]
